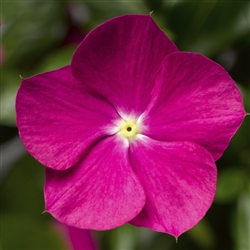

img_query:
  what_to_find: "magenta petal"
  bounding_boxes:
[16,66,119,170]
[45,136,146,230]
[52,220,98,250]
[143,52,246,160]
[129,136,217,237]
[71,14,178,115]
[67,226,97,250]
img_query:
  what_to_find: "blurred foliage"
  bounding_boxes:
[1,0,249,249]
[1,154,66,249]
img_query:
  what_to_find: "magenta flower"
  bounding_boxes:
[52,220,98,250]
[0,44,4,66]
[16,14,246,237]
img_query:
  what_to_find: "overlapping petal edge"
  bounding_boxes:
[16,14,246,238]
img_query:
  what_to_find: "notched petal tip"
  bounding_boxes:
[130,138,217,236]
[16,66,119,171]
[143,51,246,161]
[45,137,146,230]
[71,13,178,115]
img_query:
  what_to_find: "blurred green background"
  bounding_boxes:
[1,0,249,249]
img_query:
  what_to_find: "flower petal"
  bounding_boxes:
[16,66,119,170]
[71,14,178,116]
[142,52,246,160]
[45,136,146,230]
[67,226,98,250]
[52,220,98,250]
[129,136,217,237]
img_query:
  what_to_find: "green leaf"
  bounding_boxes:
[166,1,250,57]
[1,153,45,215]
[215,167,247,203]
[1,153,67,249]
[232,192,250,250]
[187,219,215,249]
[82,0,149,30]
[2,1,67,69]
[1,213,66,249]
[1,68,21,126]
[34,45,77,74]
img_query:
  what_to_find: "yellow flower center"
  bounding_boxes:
[118,118,140,140]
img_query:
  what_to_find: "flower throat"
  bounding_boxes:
[118,118,140,140]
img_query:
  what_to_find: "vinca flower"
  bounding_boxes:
[53,220,97,249]
[16,14,246,237]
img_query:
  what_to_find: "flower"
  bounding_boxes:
[0,43,4,66]
[52,220,98,250]
[16,14,246,238]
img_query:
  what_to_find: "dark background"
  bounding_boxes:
[1,1,249,249]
